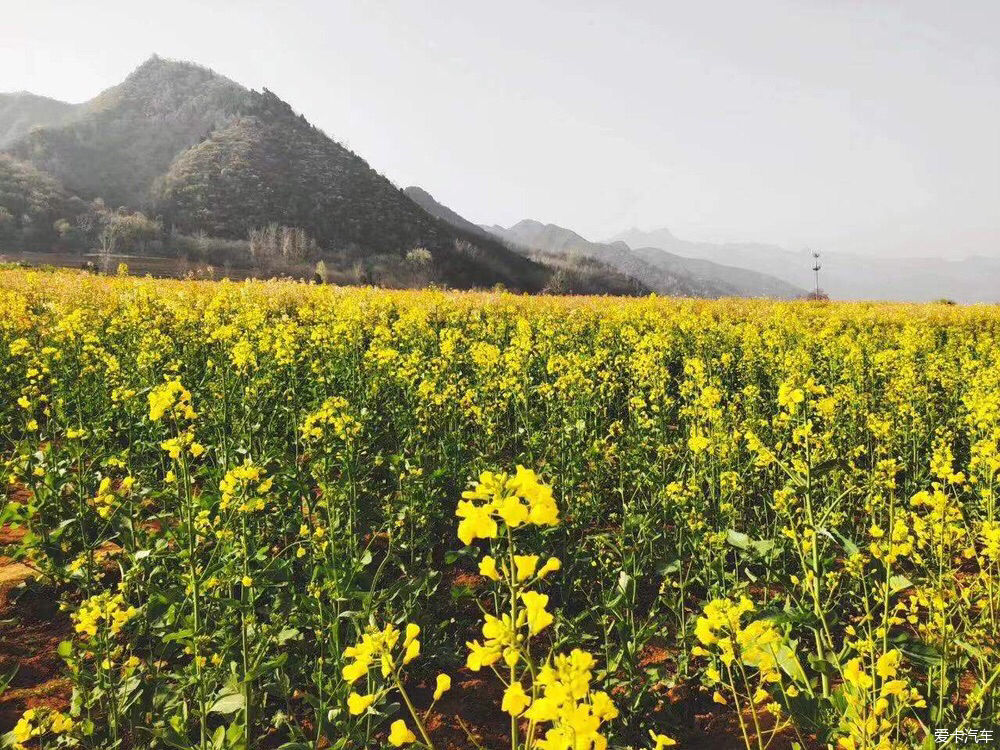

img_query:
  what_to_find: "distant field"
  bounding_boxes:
[1,251,270,281]
[1,268,999,749]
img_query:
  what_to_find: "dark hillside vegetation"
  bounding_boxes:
[1,57,574,291]
[0,92,80,148]
[153,90,550,289]
[0,154,86,250]
[2,56,684,295]
[8,57,250,208]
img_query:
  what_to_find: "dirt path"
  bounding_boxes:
[0,526,72,732]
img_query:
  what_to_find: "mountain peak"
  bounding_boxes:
[2,59,555,292]
[129,54,226,81]
[83,56,245,118]
[403,185,433,203]
[510,218,547,232]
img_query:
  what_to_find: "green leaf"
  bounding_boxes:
[450,584,475,601]
[807,657,838,677]
[0,666,17,698]
[657,559,681,576]
[953,638,984,659]
[726,529,750,550]
[209,693,246,715]
[726,529,773,556]
[226,721,245,745]
[888,575,913,596]
[776,641,809,684]
[781,693,823,731]
[811,458,845,478]
[830,529,860,557]
[277,627,301,645]
[617,570,632,594]
[750,538,775,556]
[897,638,943,668]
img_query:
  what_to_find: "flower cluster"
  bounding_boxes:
[456,466,559,545]
[160,431,204,460]
[692,596,785,684]
[73,591,138,638]
[341,622,446,746]
[299,395,361,443]
[12,707,74,749]
[459,467,619,749]
[89,475,135,520]
[148,378,196,422]
[522,649,619,750]
[218,461,272,512]
[836,649,926,750]
[690,597,797,740]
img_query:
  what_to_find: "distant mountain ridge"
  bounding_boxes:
[9,56,987,300]
[405,187,659,295]
[482,219,726,297]
[483,218,805,299]
[612,228,1000,303]
[405,186,805,298]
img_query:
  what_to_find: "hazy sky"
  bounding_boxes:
[2,0,998,257]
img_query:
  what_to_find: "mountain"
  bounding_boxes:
[404,186,494,240]
[0,92,80,148]
[612,228,1000,303]
[484,219,804,299]
[404,188,654,295]
[483,219,732,297]
[2,56,559,291]
[612,227,811,284]
[8,56,252,208]
[0,154,86,247]
[8,58,252,208]
[629,246,805,299]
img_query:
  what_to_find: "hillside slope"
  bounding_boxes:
[483,219,806,298]
[3,57,559,291]
[0,92,81,148]
[483,219,720,296]
[8,58,252,208]
[630,246,805,298]
[404,187,651,295]
[404,186,494,239]
[0,154,85,249]
[613,227,1000,302]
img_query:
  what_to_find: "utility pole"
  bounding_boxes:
[811,251,821,297]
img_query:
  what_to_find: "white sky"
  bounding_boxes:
[2,0,998,257]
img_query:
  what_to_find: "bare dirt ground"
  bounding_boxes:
[0,526,72,732]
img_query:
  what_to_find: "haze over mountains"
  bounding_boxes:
[405,186,804,298]
[613,229,1000,303]
[1,55,996,301]
[0,92,81,148]
[490,219,805,299]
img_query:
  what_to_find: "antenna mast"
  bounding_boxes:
[811,251,822,297]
